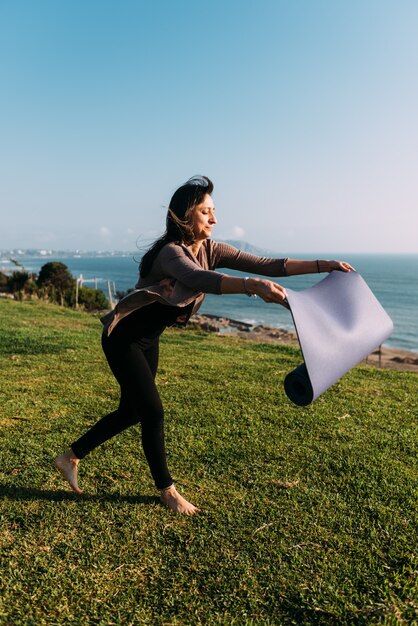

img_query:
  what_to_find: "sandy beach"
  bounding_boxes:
[190,314,418,374]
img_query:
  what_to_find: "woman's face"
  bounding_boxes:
[189,193,217,241]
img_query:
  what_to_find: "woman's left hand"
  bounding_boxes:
[328,260,355,272]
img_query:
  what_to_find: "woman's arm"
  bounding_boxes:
[285,259,354,275]
[211,242,353,277]
[157,244,225,293]
[157,243,352,303]
[210,241,287,276]
[220,258,354,302]
[158,243,288,304]
[220,275,288,304]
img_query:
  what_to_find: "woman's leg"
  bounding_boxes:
[139,340,201,515]
[56,336,199,513]
[65,338,172,489]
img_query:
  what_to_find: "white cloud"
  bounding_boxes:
[232,225,245,238]
[99,226,111,238]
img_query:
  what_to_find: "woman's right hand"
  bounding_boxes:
[248,278,288,305]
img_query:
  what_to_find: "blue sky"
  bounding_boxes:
[1,0,417,253]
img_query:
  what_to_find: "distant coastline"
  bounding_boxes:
[0,249,136,260]
[2,243,418,259]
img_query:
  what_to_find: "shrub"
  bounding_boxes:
[66,286,109,311]
[7,271,30,294]
[115,288,134,301]
[37,262,75,305]
[0,272,9,292]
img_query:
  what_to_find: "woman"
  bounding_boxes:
[56,176,353,515]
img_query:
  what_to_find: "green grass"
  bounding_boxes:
[0,298,417,625]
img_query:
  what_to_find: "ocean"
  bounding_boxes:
[3,252,418,353]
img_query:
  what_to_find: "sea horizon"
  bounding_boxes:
[1,246,418,258]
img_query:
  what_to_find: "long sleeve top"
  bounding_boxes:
[101,240,287,336]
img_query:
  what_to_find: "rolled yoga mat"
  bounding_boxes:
[284,271,393,406]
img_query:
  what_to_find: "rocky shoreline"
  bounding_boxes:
[189,314,418,373]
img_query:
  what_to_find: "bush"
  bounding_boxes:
[23,279,38,296]
[115,288,134,301]
[37,262,74,290]
[67,286,109,311]
[37,262,75,305]
[2,261,110,311]
[7,271,30,294]
[0,272,9,292]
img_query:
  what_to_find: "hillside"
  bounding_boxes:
[0,299,417,625]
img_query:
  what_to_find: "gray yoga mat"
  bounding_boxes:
[284,271,393,406]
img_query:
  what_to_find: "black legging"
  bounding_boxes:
[71,332,173,490]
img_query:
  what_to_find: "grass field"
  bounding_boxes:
[0,298,417,625]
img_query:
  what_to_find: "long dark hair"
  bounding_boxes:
[139,175,214,278]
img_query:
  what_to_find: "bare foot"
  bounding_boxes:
[159,484,200,515]
[55,449,83,494]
